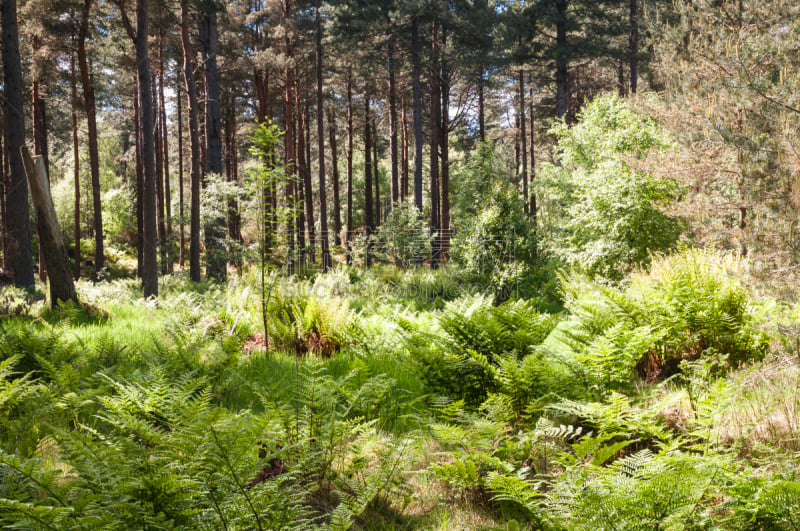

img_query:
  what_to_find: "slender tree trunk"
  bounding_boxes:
[328,106,341,247]
[315,3,330,271]
[71,53,81,280]
[1,0,34,287]
[159,34,172,272]
[430,21,441,269]
[629,0,638,94]
[0,108,7,275]
[134,76,144,278]
[519,69,528,216]
[199,11,227,280]
[478,66,485,142]
[373,117,380,228]
[302,89,315,265]
[400,91,409,201]
[411,15,423,213]
[134,0,159,297]
[78,0,104,280]
[441,33,450,261]
[296,84,310,265]
[32,37,51,282]
[364,95,373,267]
[154,81,168,274]
[345,69,354,265]
[177,74,185,267]
[225,100,242,246]
[283,11,296,272]
[529,78,537,224]
[388,42,399,207]
[555,0,569,120]
[179,0,201,282]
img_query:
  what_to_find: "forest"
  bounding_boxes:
[1,0,800,528]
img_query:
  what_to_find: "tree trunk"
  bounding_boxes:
[529,78,537,224]
[315,3,330,271]
[555,0,569,120]
[159,34,172,272]
[1,0,34,287]
[328,105,341,247]
[629,0,638,94]
[177,73,185,268]
[373,117,380,227]
[283,10,296,272]
[32,37,51,282]
[345,69,354,265]
[199,11,227,280]
[134,76,144,278]
[225,99,243,247]
[296,84,310,266]
[154,81,168,274]
[388,42,399,207]
[302,88,315,265]
[519,69,528,216]
[71,53,81,280]
[478,66,485,142]
[364,95,373,267]
[22,148,77,306]
[411,15,423,213]
[430,21,441,269]
[400,91,409,201]
[441,33,450,261]
[135,0,159,297]
[78,0,104,281]
[179,0,201,282]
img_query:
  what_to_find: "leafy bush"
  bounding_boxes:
[539,94,685,281]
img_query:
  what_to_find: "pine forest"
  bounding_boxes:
[2,0,800,529]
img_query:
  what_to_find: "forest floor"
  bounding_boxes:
[1,249,799,529]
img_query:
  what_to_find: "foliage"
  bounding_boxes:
[539,95,685,281]
[373,199,434,270]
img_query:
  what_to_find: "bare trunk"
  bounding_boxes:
[180,0,202,282]
[328,105,341,247]
[388,42,399,207]
[529,78,537,224]
[364,95,373,268]
[629,0,638,94]
[22,148,77,306]
[32,37,51,282]
[154,81,167,274]
[345,69,354,265]
[373,117,380,227]
[136,0,159,297]
[134,76,144,277]
[315,3,330,271]
[430,22,441,269]
[441,33,450,261]
[478,67,485,142]
[71,53,81,280]
[199,11,227,280]
[519,69,528,216]
[400,91,409,201]
[78,0,104,280]
[1,0,34,286]
[411,15,423,213]
[159,34,172,272]
[177,73,185,267]
[555,0,569,120]
[283,11,296,272]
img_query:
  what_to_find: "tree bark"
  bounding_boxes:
[71,53,81,280]
[430,21,441,269]
[177,73,185,268]
[529,78,537,224]
[1,0,34,287]
[283,7,296,272]
[555,0,569,120]
[134,75,144,278]
[78,0,104,280]
[411,15,423,213]
[345,69,354,265]
[179,0,202,282]
[158,33,172,272]
[199,11,227,280]
[629,0,638,94]
[519,69,528,216]
[328,105,341,247]
[315,3,330,271]
[388,41,399,207]
[301,88,315,265]
[373,116,380,227]
[400,91,409,201]
[478,66,485,142]
[364,95,373,267]
[154,81,167,274]
[32,36,51,282]
[22,148,77,306]
[441,32,450,261]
